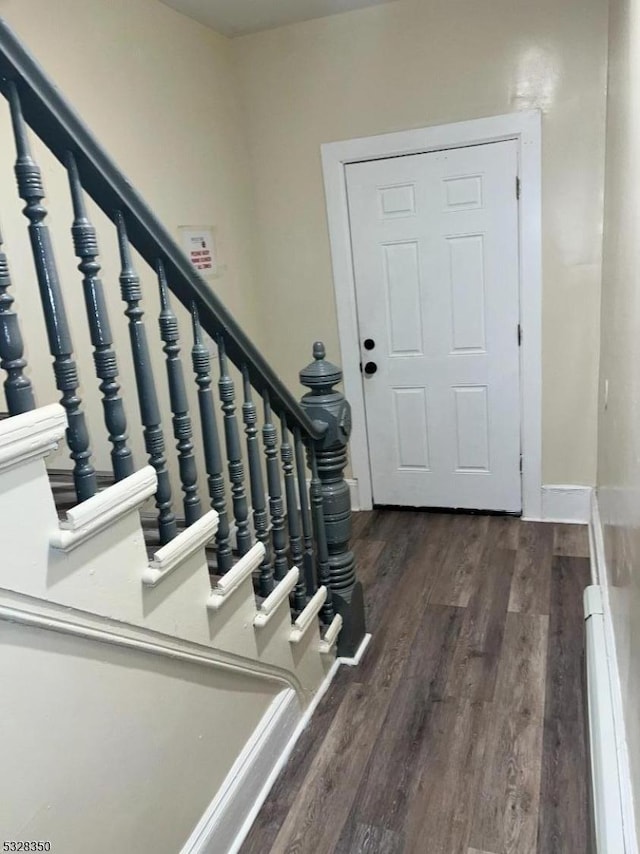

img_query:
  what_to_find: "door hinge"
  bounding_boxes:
[520,454,523,474]
[517,323,522,346]
[516,176,521,199]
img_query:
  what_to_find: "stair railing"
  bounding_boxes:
[0,18,365,655]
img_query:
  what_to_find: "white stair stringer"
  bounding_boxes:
[319,612,343,654]
[253,566,299,628]
[289,586,328,644]
[50,466,158,551]
[0,404,335,703]
[208,543,265,611]
[143,512,220,586]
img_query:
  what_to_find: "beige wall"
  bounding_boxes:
[0,0,610,492]
[0,0,262,491]
[233,0,609,485]
[0,619,280,852]
[597,0,640,833]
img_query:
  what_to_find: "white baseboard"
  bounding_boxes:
[588,493,638,853]
[538,484,593,523]
[584,585,625,852]
[346,478,360,512]
[183,657,345,854]
[181,688,302,854]
[338,631,371,666]
[228,658,341,854]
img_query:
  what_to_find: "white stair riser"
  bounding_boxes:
[0,405,334,701]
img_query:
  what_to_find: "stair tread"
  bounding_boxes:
[47,471,293,607]
[47,469,250,588]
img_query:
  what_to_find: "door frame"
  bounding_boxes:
[321,110,542,517]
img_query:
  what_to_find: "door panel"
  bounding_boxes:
[453,385,490,471]
[448,233,486,352]
[346,140,521,512]
[383,241,423,354]
[393,387,431,470]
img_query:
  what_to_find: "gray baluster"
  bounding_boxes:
[263,392,288,581]
[66,152,132,481]
[157,260,201,526]
[191,303,233,574]
[116,213,176,544]
[217,335,251,555]
[281,415,305,614]
[0,227,35,414]
[309,444,334,626]
[8,82,96,501]
[300,342,367,655]
[242,367,273,596]
[294,426,316,598]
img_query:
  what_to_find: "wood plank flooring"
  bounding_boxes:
[240,510,591,854]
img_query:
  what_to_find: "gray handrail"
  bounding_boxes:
[0,18,326,441]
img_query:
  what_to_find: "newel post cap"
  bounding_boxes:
[299,342,351,447]
[299,341,342,394]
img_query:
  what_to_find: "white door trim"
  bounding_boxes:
[321,110,542,517]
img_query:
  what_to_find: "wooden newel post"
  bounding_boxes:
[300,342,366,657]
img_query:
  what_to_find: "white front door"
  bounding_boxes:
[346,140,521,512]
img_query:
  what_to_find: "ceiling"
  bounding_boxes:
[160,0,396,37]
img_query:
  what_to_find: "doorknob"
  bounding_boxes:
[364,361,377,376]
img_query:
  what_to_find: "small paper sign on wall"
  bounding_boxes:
[179,226,217,278]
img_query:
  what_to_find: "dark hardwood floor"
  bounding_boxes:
[241,510,591,854]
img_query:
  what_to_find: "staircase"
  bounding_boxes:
[50,467,223,571]
[0,17,366,854]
